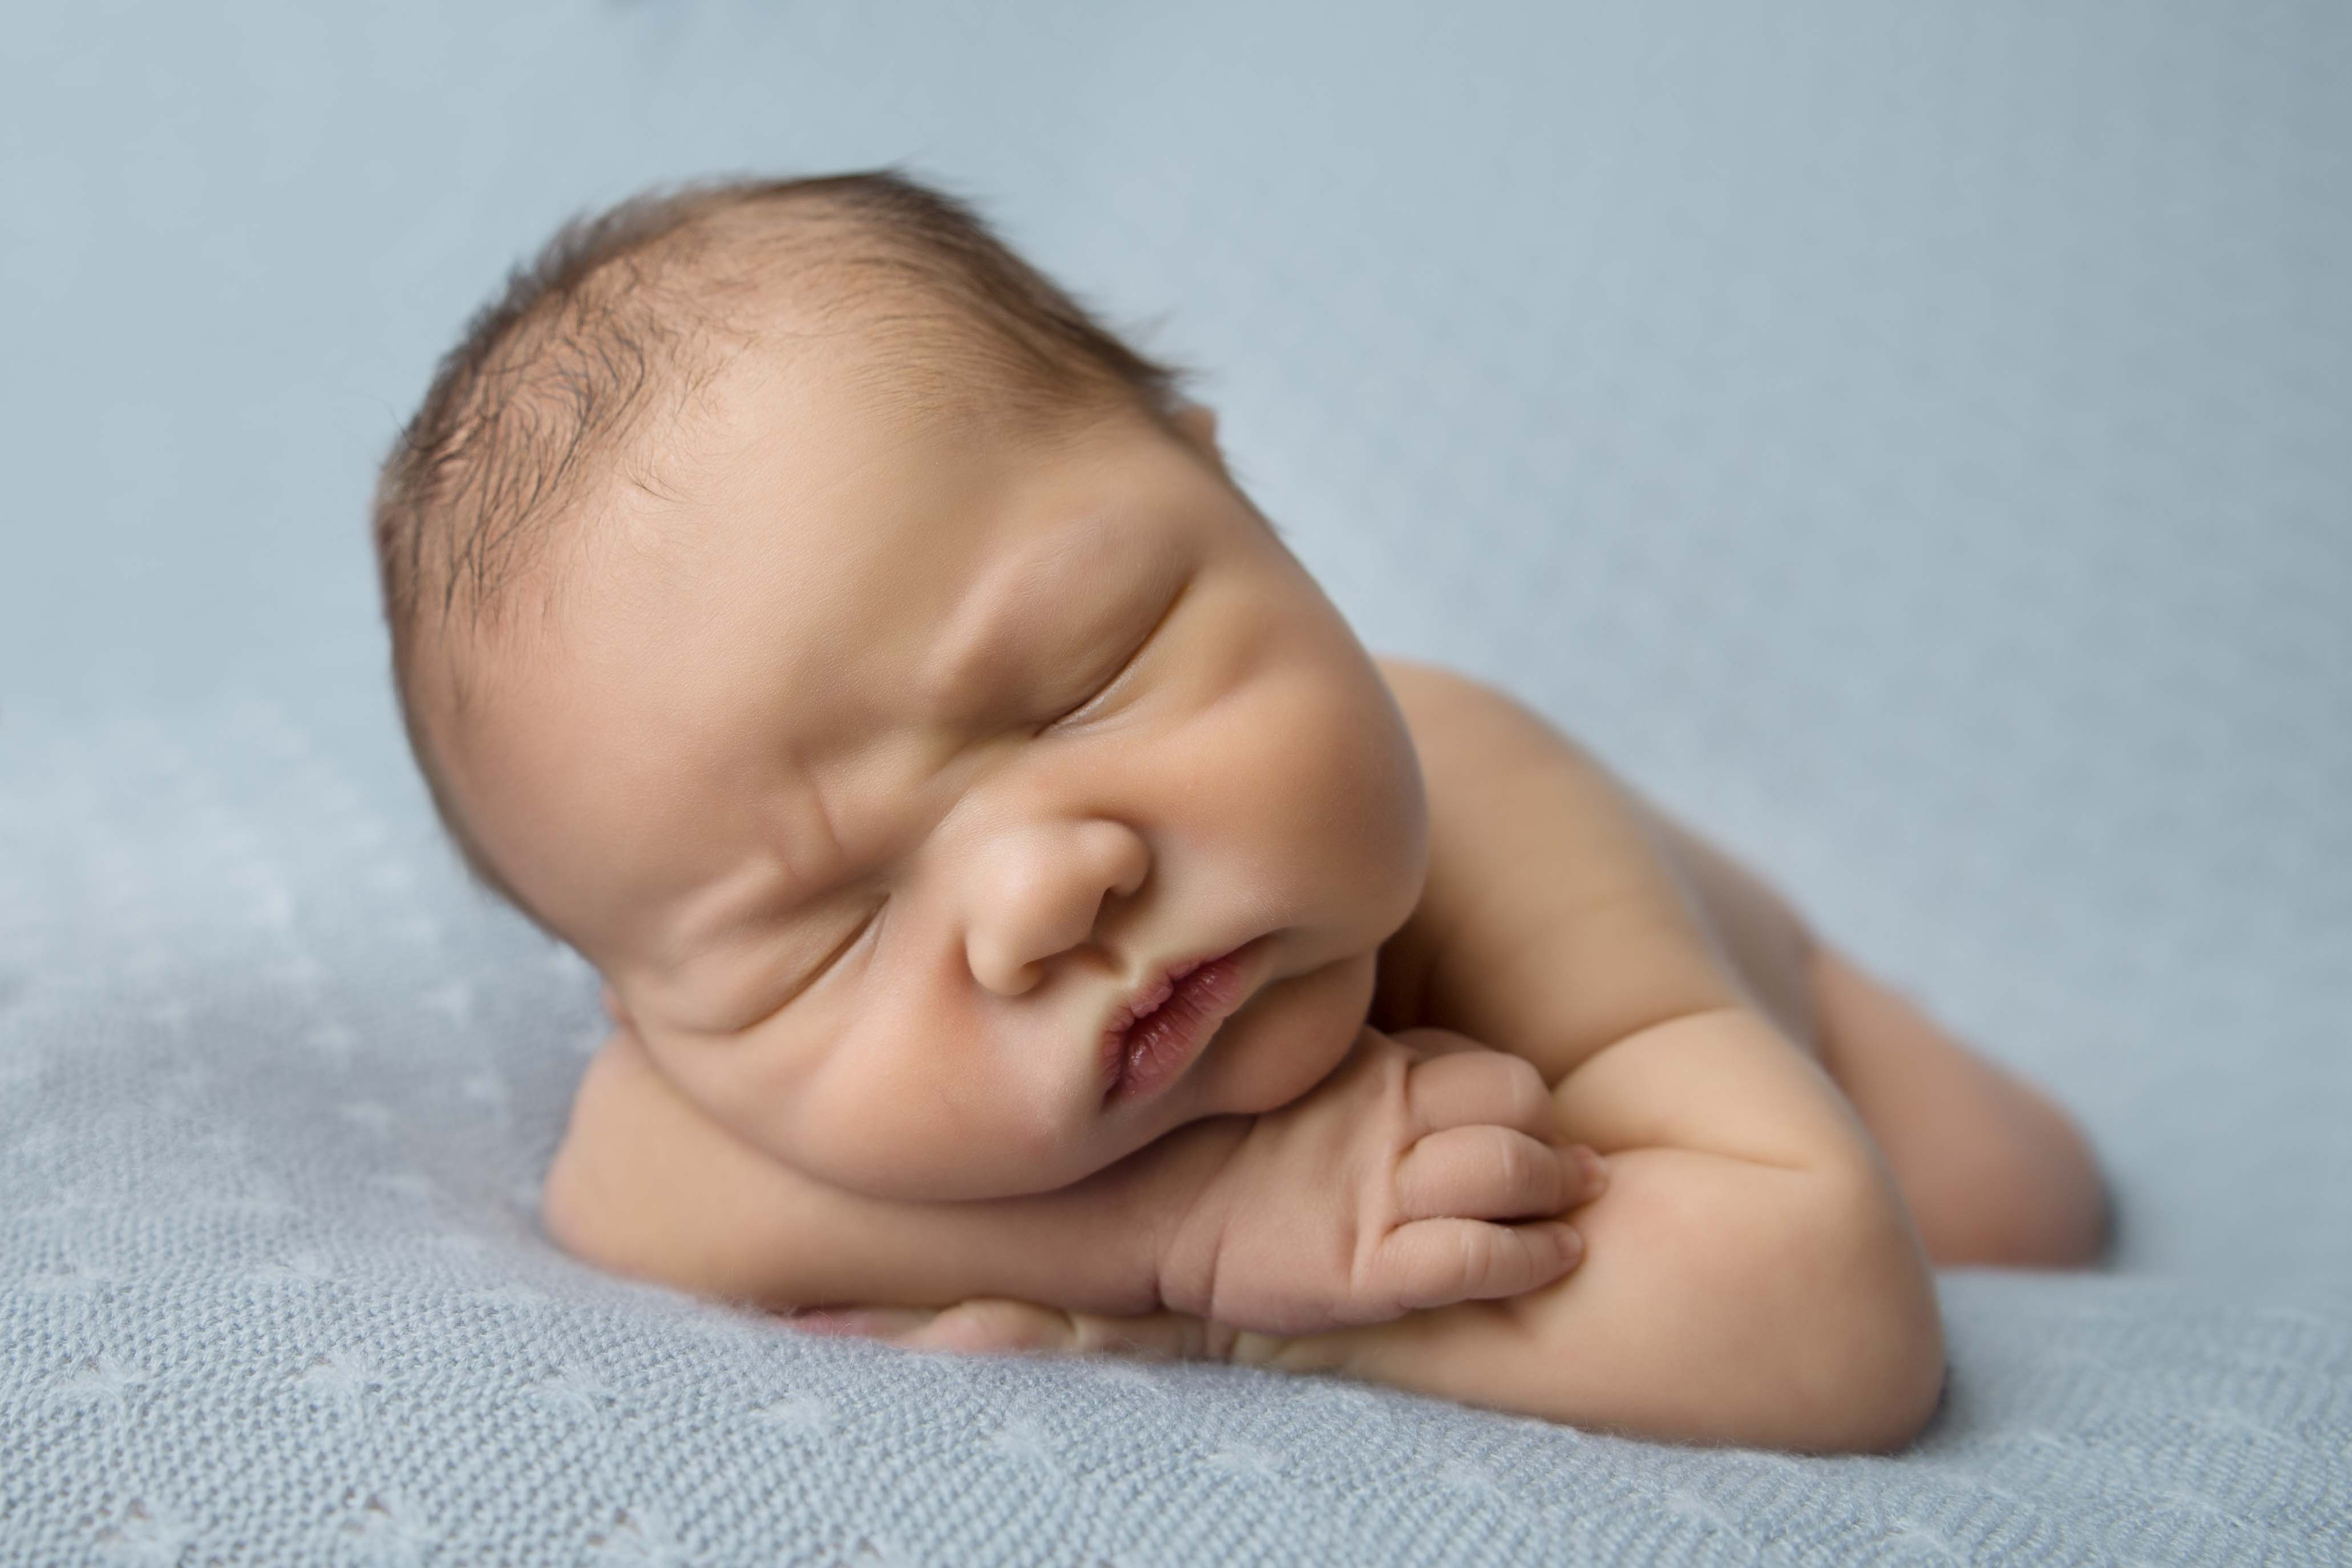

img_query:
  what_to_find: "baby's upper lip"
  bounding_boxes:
[1098,939,1252,1058]
[1102,951,1218,1044]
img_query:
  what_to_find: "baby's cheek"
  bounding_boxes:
[1260,666,1429,933]
[1212,951,1377,1116]
[776,1020,1100,1202]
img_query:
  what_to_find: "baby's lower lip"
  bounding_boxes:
[1102,943,1255,1108]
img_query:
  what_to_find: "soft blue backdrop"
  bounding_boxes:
[3,3,2346,1562]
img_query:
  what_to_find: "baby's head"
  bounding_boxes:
[372,170,1428,1200]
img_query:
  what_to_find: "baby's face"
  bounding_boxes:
[443,342,1429,1201]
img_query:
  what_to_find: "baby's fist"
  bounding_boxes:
[1155,1027,1606,1335]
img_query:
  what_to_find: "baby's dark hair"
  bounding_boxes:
[370,167,1193,943]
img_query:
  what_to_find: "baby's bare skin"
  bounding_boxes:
[417,311,2106,1450]
[543,653,2107,1448]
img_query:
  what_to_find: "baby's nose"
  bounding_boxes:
[963,818,1149,995]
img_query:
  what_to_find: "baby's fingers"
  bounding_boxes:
[891,1299,1234,1362]
[894,1299,1074,1353]
[1371,1218,1584,1312]
[789,1306,941,1340]
[1396,1125,1599,1221]
[1403,1046,1556,1140]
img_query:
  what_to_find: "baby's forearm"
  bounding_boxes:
[541,1025,1247,1317]
[1229,1143,1941,1451]
[892,1130,1941,1452]
[1224,1008,1945,1452]
[762,1119,1244,1316]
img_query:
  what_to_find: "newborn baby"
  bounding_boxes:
[371,170,2109,1453]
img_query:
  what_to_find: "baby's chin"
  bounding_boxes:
[1195,947,1381,1118]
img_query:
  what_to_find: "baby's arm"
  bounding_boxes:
[540,1016,1600,1330]
[893,1008,1941,1452]
[545,1021,1195,1316]
[1239,1007,1942,1452]
[1222,666,1945,1450]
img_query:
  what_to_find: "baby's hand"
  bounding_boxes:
[1153,1026,1606,1335]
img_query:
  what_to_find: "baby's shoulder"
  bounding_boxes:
[1373,654,1590,757]
[1370,653,1614,802]
[1368,652,1740,1061]
[1370,652,1499,733]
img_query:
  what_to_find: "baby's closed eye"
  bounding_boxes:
[775,900,885,1010]
[670,896,886,1036]
[1035,578,1187,734]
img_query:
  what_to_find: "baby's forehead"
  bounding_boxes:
[611,346,1146,622]
[520,378,1173,795]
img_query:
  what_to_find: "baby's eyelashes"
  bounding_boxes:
[756,902,886,1020]
[1034,578,1187,734]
